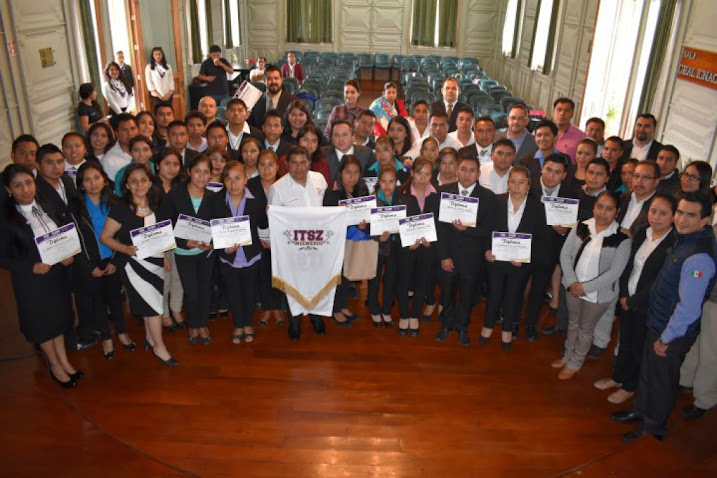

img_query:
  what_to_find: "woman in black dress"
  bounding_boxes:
[0,165,81,387]
[100,163,177,366]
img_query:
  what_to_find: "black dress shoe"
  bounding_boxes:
[511,325,520,339]
[540,325,564,336]
[122,341,137,352]
[587,344,606,359]
[479,336,490,345]
[457,331,471,347]
[501,340,512,350]
[611,410,643,424]
[681,404,708,421]
[68,370,84,381]
[622,428,663,443]
[310,316,326,335]
[104,351,115,360]
[332,316,351,328]
[435,328,449,342]
[527,327,538,342]
[288,316,301,341]
[398,327,408,337]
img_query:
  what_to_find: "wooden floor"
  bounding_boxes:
[1,268,715,477]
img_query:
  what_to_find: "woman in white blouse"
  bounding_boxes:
[102,61,134,117]
[145,47,175,108]
[554,191,631,380]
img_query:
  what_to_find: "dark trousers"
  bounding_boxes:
[612,308,648,391]
[367,247,399,315]
[76,272,125,341]
[333,274,351,313]
[438,268,477,333]
[209,255,228,313]
[175,253,215,328]
[633,328,697,435]
[523,261,555,329]
[220,261,258,328]
[484,261,530,331]
[258,251,286,310]
[397,246,434,318]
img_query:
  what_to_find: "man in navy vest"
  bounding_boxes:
[611,193,717,442]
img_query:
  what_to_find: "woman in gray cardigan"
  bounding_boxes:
[553,191,631,380]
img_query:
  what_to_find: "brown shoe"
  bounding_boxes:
[594,378,621,390]
[607,388,635,404]
[558,367,578,380]
[551,358,567,369]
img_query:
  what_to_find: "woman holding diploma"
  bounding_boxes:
[396,157,439,337]
[553,191,630,380]
[0,164,81,387]
[323,155,370,327]
[482,166,545,349]
[249,149,286,326]
[367,165,400,328]
[160,155,216,345]
[209,161,267,343]
[101,163,177,366]
[74,162,134,359]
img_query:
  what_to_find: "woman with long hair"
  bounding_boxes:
[86,121,114,163]
[325,79,363,139]
[145,46,175,108]
[387,116,414,159]
[282,100,319,145]
[102,61,134,118]
[369,81,409,137]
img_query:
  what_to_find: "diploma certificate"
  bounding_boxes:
[211,216,252,249]
[542,196,579,227]
[130,220,177,260]
[173,214,213,243]
[34,223,81,265]
[438,192,479,227]
[492,232,532,263]
[370,205,406,235]
[339,195,377,225]
[234,80,263,111]
[399,213,437,247]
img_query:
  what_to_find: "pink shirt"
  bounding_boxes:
[411,183,437,211]
[556,123,587,164]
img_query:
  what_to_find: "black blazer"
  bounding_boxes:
[436,181,497,273]
[246,176,269,207]
[207,187,267,264]
[183,148,201,166]
[529,183,578,266]
[35,174,80,223]
[267,139,294,160]
[73,194,118,270]
[577,190,597,222]
[226,126,264,159]
[657,171,680,197]
[616,191,652,235]
[622,139,663,162]
[490,193,546,264]
[248,91,299,128]
[430,100,470,132]
[619,226,676,313]
[159,184,216,252]
[521,157,543,185]
[321,145,375,184]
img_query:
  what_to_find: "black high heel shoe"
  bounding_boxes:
[143,338,154,351]
[122,341,137,352]
[46,364,76,389]
[153,351,178,366]
[104,350,115,360]
[68,370,84,381]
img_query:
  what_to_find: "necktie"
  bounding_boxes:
[461,189,468,196]
[446,103,453,118]
[481,149,488,156]
[32,206,52,234]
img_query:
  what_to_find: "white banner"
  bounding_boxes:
[268,206,347,316]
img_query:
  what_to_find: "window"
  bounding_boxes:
[410,0,458,48]
[286,0,332,44]
[530,0,560,73]
[223,0,240,48]
[187,0,212,63]
[502,0,523,58]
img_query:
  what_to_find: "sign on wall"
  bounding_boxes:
[676,46,717,90]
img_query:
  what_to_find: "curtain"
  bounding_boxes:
[542,0,561,75]
[411,0,437,46]
[310,0,332,43]
[78,0,105,110]
[287,0,331,43]
[638,0,678,114]
[223,0,233,49]
[287,0,301,42]
[438,0,458,47]
[205,0,214,51]
[189,0,202,63]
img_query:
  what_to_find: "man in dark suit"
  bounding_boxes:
[435,154,497,346]
[248,65,298,128]
[320,120,375,183]
[494,103,538,163]
[430,78,469,133]
[655,145,681,197]
[458,116,496,166]
[617,161,660,236]
[622,113,663,161]
[116,51,134,92]
[523,153,576,341]
[206,120,241,162]
[167,120,200,165]
[225,99,263,158]
[261,110,292,159]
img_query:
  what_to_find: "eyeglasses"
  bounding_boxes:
[508,116,527,121]
[680,172,700,183]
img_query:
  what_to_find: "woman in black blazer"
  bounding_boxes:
[74,162,133,359]
[481,165,546,349]
[0,165,81,387]
[323,155,370,327]
[395,157,440,337]
[160,155,216,345]
[209,161,268,343]
[594,193,677,403]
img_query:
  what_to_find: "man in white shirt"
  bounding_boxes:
[101,113,137,180]
[262,110,292,158]
[61,132,87,180]
[458,115,495,165]
[268,146,328,340]
[622,113,663,161]
[585,117,606,158]
[198,96,217,125]
[619,161,660,236]
[249,57,266,83]
[353,110,375,148]
[428,112,462,150]
[185,111,208,153]
[447,107,476,148]
[479,138,515,194]
[225,99,262,154]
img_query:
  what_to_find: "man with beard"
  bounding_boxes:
[622,114,663,161]
[248,65,298,128]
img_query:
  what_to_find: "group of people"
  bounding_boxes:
[3,57,716,444]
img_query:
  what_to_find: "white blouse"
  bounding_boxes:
[144,63,175,98]
[507,195,527,233]
[627,227,672,296]
[574,218,619,303]
[17,201,58,237]
[102,79,133,114]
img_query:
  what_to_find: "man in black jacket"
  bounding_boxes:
[622,113,663,161]
[430,78,470,133]
[248,66,298,128]
[655,145,681,197]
